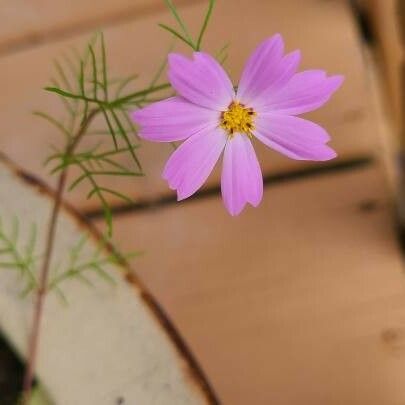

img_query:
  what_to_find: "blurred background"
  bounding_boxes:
[2,0,405,404]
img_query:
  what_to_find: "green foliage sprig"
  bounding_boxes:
[0,217,139,302]
[159,0,216,51]
[0,217,38,297]
[36,33,153,235]
[48,235,140,304]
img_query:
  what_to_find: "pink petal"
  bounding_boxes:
[221,135,263,216]
[132,96,218,142]
[168,52,235,110]
[254,114,337,161]
[258,70,344,114]
[236,34,301,108]
[163,126,227,200]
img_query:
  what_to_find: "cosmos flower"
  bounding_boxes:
[132,34,343,216]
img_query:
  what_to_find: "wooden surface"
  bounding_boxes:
[0,156,217,405]
[0,0,380,211]
[96,165,405,405]
[0,0,202,55]
[365,0,403,130]
[1,0,405,404]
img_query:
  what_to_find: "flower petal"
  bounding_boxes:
[254,114,337,161]
[163,126,227,200]
[221,135,263,216]
[236,34,301,108]
[168,52,235,110]
[258,70,344,115]
[132,96,218,142]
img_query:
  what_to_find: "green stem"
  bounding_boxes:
[21,109,99,404]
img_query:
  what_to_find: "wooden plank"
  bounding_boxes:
[0,0,201,55]
[96,165,405,405]
[363,0,404,129]
[0,0,379,211]
[0,154,218,404]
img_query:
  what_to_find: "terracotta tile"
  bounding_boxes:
[0,0,379,210]
[95,166,405,405]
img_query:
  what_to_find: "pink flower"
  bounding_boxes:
[132,34,344,216]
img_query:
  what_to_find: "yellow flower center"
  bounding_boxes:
[220,101,256,138]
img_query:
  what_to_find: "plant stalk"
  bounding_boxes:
[21,109,98,403]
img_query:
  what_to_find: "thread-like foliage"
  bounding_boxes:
[38,34,137,235]
[159,0,216,51]
[0,217,39,297]
[0,217,139,302]
[48,235,140,304]
[38,33,172,236]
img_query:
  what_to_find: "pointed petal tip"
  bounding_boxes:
[285,49,301,67]
[162,169,175,185]
[177,191,190,201]
[269,33,283,45]
[168,52,184,61]
[226,204,244,217]
[167,52,189,71]
[330,74,345,90]
[131,110,144,134]
[249,198,262,208]
[192,50,206,58]
[275,49,301,71]
[325,148,338,160]
[289,49,301,59]
[226,201,263,216]
[316,146,338,161]
[131,109,141,122]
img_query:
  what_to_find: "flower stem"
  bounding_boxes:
[21,109,99,404]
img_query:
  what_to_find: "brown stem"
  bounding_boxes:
[21,109,98,403]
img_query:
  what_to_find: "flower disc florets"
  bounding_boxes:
[220,101,256,138]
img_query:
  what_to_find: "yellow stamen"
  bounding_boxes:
[220,101,256,138]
